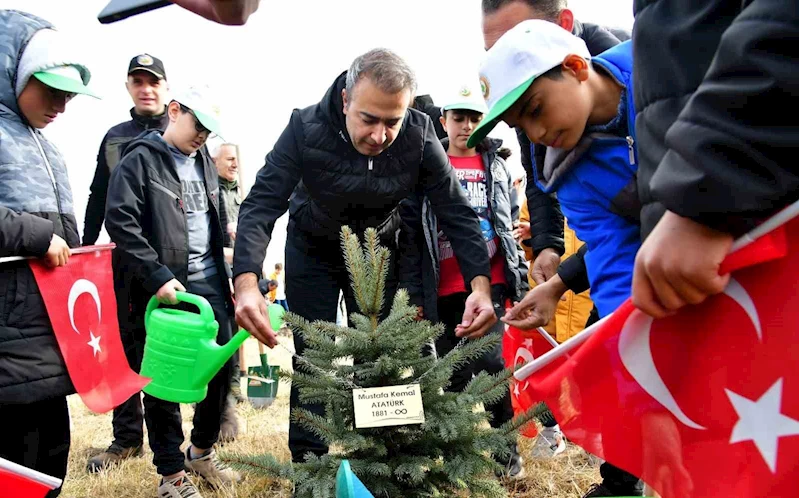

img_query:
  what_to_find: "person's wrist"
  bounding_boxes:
[234,272,258,292]
[470,275,491,294]
[543,274,568,298]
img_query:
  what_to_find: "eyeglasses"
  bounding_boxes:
[178,103,215,138]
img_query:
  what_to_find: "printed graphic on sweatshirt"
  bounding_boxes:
[439,165,497,261]
[182,180,209,213]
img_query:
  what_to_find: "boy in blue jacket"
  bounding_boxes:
[467,20,643,497]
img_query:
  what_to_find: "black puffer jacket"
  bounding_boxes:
[522,20,627,255]
[234,72,490,285]
[105,131,231,332]
[634,0,799,238]
[83,108,169,245]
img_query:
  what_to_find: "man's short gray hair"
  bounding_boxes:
[481,0,567,21]
[212,142,238,159]
[345,48,417,104]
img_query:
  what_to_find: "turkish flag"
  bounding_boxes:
[29,246,150,413]
[502,322,558,438]
[523,219,799,497]
[0,457,61,498]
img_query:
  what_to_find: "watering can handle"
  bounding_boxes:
[145,292,216,325]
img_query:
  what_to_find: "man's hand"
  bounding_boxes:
[531,247,560,285]
[512,221,531,243]
[414,306,424,322]
[227,222,237,242]
[456,276,497,339]
[156,278,186,305]
[234,273,278,347]
[43,234,71,267]
[632,210,733,318]
[503,274,567,330]
[171,0,261,25]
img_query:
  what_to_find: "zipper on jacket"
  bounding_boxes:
[28,127,64,220]
[368,158,373,171]
[626,136,636,165]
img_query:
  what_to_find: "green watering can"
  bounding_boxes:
[141,292,250,403]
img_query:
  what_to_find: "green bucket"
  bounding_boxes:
[247,364,280,409]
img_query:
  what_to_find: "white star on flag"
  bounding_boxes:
[87,331,102,357]
[726,378,799,473]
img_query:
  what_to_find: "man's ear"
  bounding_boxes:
[557,8,575,32]
[563,54,590,82]
[341,88,349,114]
[439,114,448,133]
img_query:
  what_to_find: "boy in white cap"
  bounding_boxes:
[473,19,644,497]
[0,9,98,497]
[398,79,528,478]
[105,86,239,497]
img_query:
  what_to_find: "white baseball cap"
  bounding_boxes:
[172,85,224,138]
[468,19,590,148]
[441,80,488,115]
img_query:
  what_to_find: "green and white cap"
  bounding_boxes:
[33,65,100,99]
[467,19,590,148]
[441,80,488,115]
[173,85,224,138]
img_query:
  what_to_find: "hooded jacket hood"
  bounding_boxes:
[0,10,53,118]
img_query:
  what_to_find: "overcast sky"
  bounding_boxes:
[1,0,634,270]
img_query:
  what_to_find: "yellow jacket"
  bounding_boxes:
[267,271,279,302]
[520,202,593,343]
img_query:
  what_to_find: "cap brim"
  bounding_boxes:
[443,103,488,115]
[467,74,536,149]
[193,109,223,139]
[128,67,165,80]
[33,72,100,99]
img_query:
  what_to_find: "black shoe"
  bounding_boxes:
[582,482,643,497]
[496,444,525,479]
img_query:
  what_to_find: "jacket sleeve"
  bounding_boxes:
[419,122,490,286]
[650,0,799,236]
[233,111,303,279]
[83,135,110,246]
[519,128,565,255]
[105,151,175,293]
[557,244,590,294]
[396,193,425,308]
[0,206,53,258]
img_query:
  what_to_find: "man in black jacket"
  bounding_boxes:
[631,1,799,317]
[481,0,629,289]
[85,53,170,473]
[83,54,169,246]
[233,48,496,463]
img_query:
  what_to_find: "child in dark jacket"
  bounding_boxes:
[469,20,644,497]
[0,10,98,496]
[105,86,238,498]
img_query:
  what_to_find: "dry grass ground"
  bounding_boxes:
[61,335,600,497]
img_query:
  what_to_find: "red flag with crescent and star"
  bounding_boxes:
[502,321,557,438]
[29,245,150,413]
[523,217,799,497]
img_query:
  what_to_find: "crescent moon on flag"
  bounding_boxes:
[68,279,101,334]
[618,278,761,430]
[515,345,535,391]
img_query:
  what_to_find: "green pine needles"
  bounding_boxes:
[227,227,534,497]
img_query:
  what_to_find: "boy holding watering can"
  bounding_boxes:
[105,85,240,497]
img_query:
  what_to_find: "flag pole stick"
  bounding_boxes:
[515,198,799,382]
[0,244,115,265]
[536,327,560,349]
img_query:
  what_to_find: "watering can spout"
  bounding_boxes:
[197,329,251,384]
